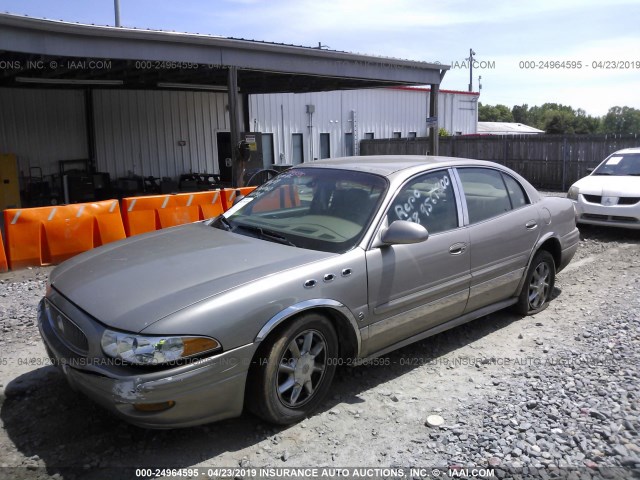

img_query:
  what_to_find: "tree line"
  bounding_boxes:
[478,103,640,134]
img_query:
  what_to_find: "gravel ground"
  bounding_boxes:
[0,214,639,479]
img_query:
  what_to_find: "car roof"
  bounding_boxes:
[612,148,640,155]
[297,155,502,177]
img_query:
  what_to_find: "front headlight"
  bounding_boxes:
[567,186,579,201]
[101,330,221,365]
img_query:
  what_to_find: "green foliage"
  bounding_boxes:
[573,109,602,134]
[543,110,576,134]
[439,127,451,137]
[512,104,530,125]
[478,103,514,122]
[602,106,640,134]
[478,102,626,134]
[527,103,588,133]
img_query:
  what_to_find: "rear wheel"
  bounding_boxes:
[247,313,338,425]
[514,250,555,315]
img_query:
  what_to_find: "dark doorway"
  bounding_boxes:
[217,132,232,184]
[320,133,330,159]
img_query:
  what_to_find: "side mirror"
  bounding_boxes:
[380,220,429,245]
[586,167,595,173]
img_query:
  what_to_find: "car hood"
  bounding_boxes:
[50,222,333,332]
[574,175,640,196]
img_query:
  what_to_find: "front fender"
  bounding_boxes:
[255,299,362,357]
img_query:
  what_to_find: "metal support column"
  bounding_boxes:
[84,89,96,172]
[429,83,440,156]
[227,66,242,187]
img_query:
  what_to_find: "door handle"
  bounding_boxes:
[525,220,538,230]
[449,243,467,255]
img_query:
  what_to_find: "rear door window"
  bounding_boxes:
[458,168,512,224]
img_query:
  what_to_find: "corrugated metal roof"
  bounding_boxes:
[0,12,448,68]
[477,122,544,135]
[0,12,448,94]
[392,85,480,96]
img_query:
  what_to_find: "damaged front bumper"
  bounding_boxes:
[37,297,258,429]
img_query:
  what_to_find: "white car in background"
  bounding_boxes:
[568,148,640,229]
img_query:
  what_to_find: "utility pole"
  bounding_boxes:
[468,48,475,92]
[114,0,121,27]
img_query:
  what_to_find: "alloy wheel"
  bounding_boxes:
[276,329,327,408]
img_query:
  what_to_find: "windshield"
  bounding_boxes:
[221,167,388,253]
[593,153,640,176]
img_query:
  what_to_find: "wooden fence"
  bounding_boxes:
[360,134,640,191]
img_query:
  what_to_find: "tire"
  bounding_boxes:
[514,250,556,315]
[246,313,338,425]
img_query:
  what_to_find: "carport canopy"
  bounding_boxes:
[0,13,449,185]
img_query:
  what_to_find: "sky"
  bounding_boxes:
[1,0,639,117]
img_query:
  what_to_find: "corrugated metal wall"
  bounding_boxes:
[249,88,478,165]
[0,87,477,187]
[93,89,230,179]
[0,87,88,177]
[438,91,478,136]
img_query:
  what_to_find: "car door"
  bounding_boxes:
[364,169,471,356]
[455,167,540,313]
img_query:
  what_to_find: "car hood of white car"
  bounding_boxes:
[574,175,640,197]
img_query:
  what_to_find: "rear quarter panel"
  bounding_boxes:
[536,196,579,272]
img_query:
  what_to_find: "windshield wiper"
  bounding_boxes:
[235,224,296,247]
[211,214,233,231]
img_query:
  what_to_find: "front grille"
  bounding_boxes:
[582,213,638,223]
[46,300,89,355]
[611,216,639,222]
[584,195,640,206]
[582,213,607,220]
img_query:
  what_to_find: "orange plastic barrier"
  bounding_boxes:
[3,200,126,270]
[239,186,257,196]
[121,191,227,236]
[252,185,300,213]
[157,195,199,230]
[173,191,224,220]
[220,187,257,211]
[0,233,7,272]
[121,195,175,237]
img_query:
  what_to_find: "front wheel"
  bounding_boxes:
[246,313,338,425]
[514,250,555,315]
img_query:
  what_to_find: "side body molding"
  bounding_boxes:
[255,299,362,357]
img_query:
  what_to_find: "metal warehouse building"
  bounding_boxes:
[0,13,469,209]
[250,87,479,164]
[0,87,241,182]
[0,86,478,181]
